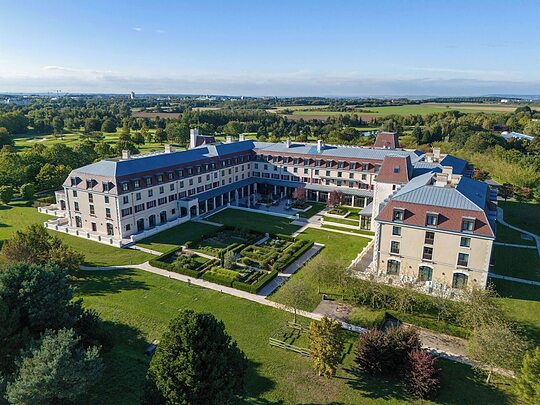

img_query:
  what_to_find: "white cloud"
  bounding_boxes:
[132,27,142,32]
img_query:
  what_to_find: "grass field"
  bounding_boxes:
[496,222,537,246]
[491,245,540,282]
[136,221,219,253]
[206,208,301,234]
[0,201,154,266]
[75,268,511,404]
[499,200,540,236]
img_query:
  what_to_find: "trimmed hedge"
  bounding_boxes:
[232,270,279,294]
[149,247,213,278]
[272,240,314,272]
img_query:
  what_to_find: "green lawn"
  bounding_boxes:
[323,216,359,226]
[207,208,301,234]
[491,245,540,282]
[499,200,540,236]
[136,221,219,253]
[0,201,153,266]
[298,202,326,218]
[75,268,511,404]
[496,222,537,246]
[321,224,375,236]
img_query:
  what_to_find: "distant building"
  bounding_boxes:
[130,91,135,99]
[501,131,534,142]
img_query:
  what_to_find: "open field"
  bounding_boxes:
[0,201,154,266]
[75,267,512,404]
[496,221,537,246]
[206,208,301,234]
[269,103,520,121]
[499,200,540,236]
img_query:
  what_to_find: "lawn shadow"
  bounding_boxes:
[341,366,408,401]
[244,359,277,404]
[73,268,150,296]
[86,319,151,404]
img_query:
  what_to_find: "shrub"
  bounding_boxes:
[406,349,440,399]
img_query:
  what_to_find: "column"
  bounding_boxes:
[352,195,356,207]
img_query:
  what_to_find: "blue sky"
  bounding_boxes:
[0,0,539,96]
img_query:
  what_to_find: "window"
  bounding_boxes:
[145,177,152,186]
[418,266,433,282]
[86,179,92,189]
[361,174,367,180]
[104,195,109,204]
[148,190,153,198]
[135,203,145,213]
[74,202,79,211]
[393,209,404,222]
[159,186,164,194]
[121,183,129,192]
[393,165,400,173]
[105,208,111,218]
[387,259,400,275]
[392,226,401,236]
[170,184,174,191]
[70,177,77,186]
[390,241,400,254]
[157,175,163,183]
[88,193,93,203]
[426,213,438,226]
[121,207,132,217]
[424,231,435,245]
[89,205,95,215]
[461,218,475,232]
[123,196,129,204]
[349,172,354,179]
[75,216,82,228]
[452,273,468,289]
[460,237,471,248]
[457,253,469,267]
[134,180,140,189]
[326,170,330,176]
[135,192,141,201]
[91,222,97,232]
[422,246,433,261]
[337,172,342,178]
[73,190,77,198]
[125,224,131,231]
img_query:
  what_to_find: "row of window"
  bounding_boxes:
[389,238,470,267]
[392,227,471,247]
[256,154,379,172]
[255,163,370,181]
[392,208,476,233]
[386,260,469,289]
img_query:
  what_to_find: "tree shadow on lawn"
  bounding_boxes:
[88,319,152,403]
[341,366,408,402]
[244,359,279,404]
[73,268,150,297]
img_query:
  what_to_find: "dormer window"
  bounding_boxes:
[86,179,92,189]
[102,182,110,192]
[393,208,404,222]
[145,177,152,186]
[393,165,400,173]
[121,182,129,192]
[70,177,77,186]
[461,218,475,232]
[157,174,163,183]
[426,213,438,226]
[133,180,140,189]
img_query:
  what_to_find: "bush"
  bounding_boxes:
[406,349,440,400]
[149,248,208,278]
[232,270,278,294]
[355,326,421,375]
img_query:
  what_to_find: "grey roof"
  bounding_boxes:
[390,172,488,212]
[253,141,423,162]
[73,141,257,177]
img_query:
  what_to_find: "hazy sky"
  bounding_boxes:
[1,0,539,96]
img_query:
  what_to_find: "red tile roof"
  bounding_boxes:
[376,200,495,238]
[375,155,412,184]
[374,132,400,149]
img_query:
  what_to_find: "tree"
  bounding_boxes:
[223,250,236,269]
[327,191,344,207]
[5,328,103,404]
[406,349,440,399]
[100,118,117,133]
[308,317,344,378]
[35,163,72,191]
[498,183,514,201]
[292,187,306,202]
[460,285,502,329]
[146,310,247,404]
[223,121,243,136]
[355,326,421,375]
[132,131,145,145]
[154,127,167,143]
[2,223,84,273]
[0,185,14,205]
[467,318,528,383]
[277,278,312,323]
[52,116,64,135]
[0,127,14,148]
[84,117,101,133]
[19,182,35,201]
[514,347,540,404]
[165,121,189,144]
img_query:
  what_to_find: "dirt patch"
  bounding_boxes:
[132,111,181,119]
[313,300,352,322]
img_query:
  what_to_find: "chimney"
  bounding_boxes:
[189,128,199,149]
[239,133,245,142]
[442,165,453,177]
[317,139,324,153]
[433,147,441,160]
[435,173,449,187]
[164,144,173,153]
[285,137,291,148]
[121,150,131,160]
[225,135,232,143]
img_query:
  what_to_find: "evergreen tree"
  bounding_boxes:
[514,347,540,404]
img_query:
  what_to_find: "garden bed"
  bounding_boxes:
[187,226,263,257]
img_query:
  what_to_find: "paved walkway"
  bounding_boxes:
[127,245,162,256]
[497,207,540,257]
[193,218,223,227]
[494,242,537,249]
[281,243,324,275]
[488,272,540,286]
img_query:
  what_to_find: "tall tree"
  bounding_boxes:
[276,278,312,323]
[308,317,344,378]
[146,310,247,404]
[5,328,103,404]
